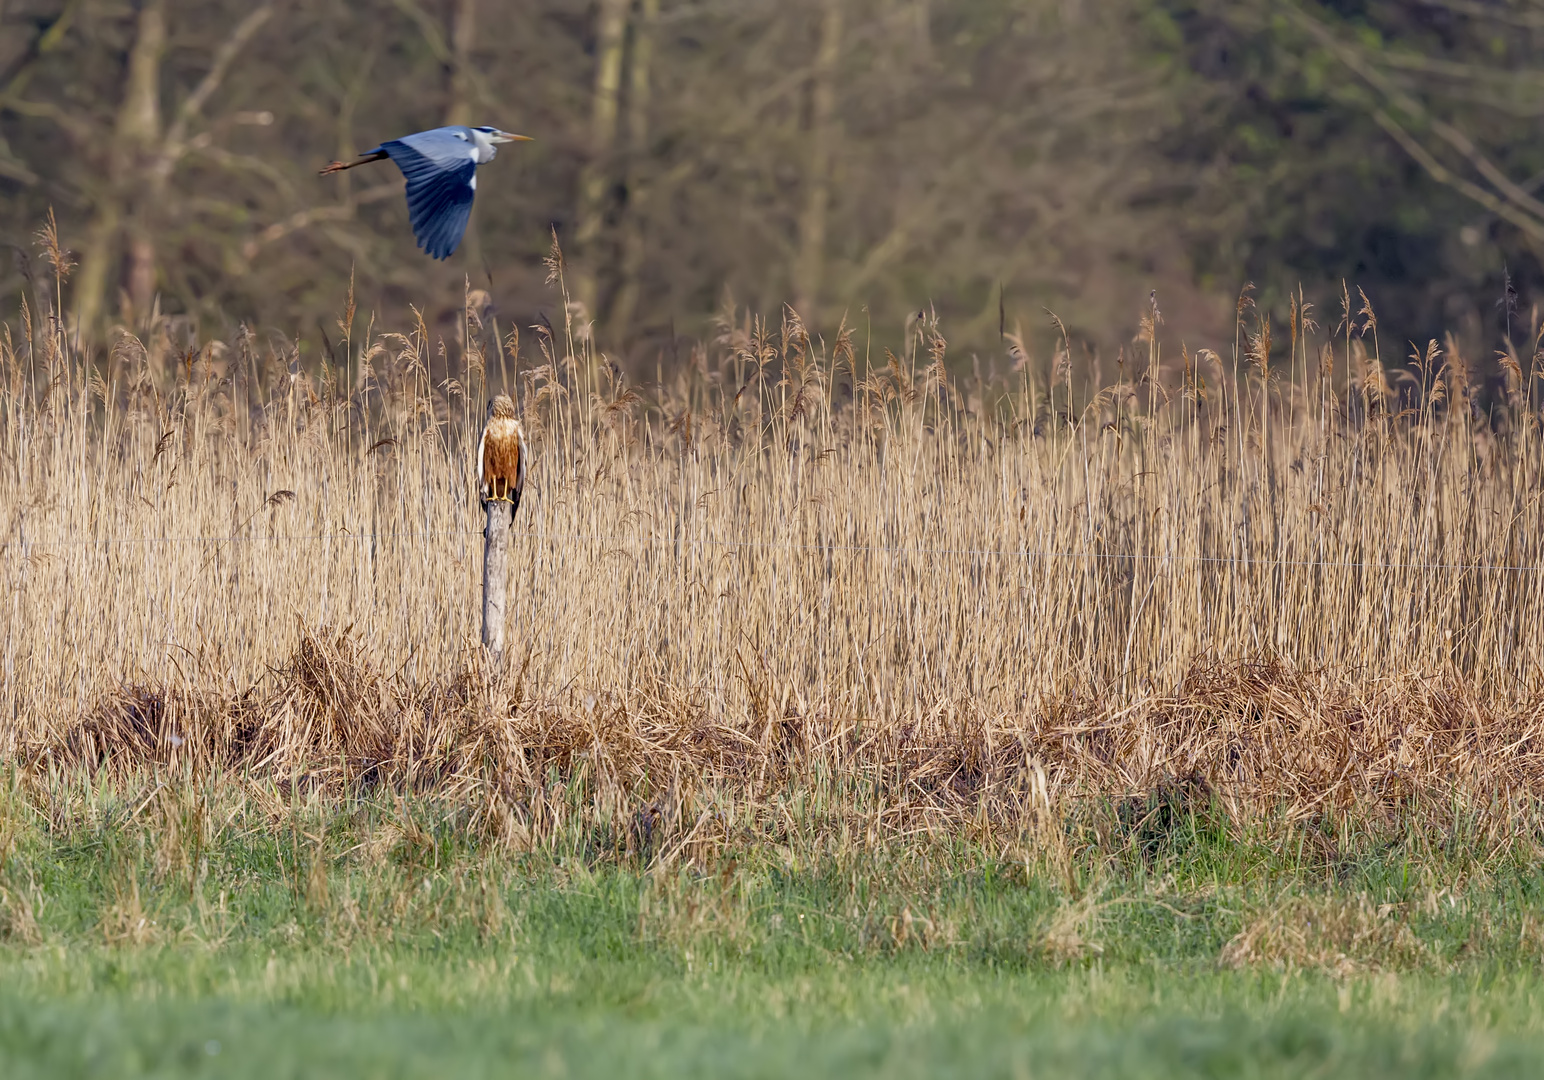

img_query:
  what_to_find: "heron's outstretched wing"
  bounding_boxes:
[379,128,479,260]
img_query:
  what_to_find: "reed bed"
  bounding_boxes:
[4,259,1544,856]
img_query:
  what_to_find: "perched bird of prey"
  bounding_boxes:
[320,126,532,259]
[478,395,527,510]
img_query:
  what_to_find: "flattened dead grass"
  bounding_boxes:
[1220,894,1431,976]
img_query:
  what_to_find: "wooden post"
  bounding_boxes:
[481,499,513,663]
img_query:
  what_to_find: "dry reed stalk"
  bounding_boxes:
[2,275,1544,855]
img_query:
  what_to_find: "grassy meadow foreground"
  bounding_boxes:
[4,267,1544,1075]
[6,785,1544,1079]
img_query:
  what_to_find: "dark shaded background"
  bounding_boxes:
[1,0,1540,374]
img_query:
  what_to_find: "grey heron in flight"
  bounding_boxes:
[321,125,531,259]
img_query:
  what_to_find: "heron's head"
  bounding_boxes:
[489,394,517,420]
[474,126,532,145]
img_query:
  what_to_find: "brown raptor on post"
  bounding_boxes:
[478,394,527,509]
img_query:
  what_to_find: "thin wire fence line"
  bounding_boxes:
[2,529,1544,574]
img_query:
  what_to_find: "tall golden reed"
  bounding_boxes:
[3,267,1544,841]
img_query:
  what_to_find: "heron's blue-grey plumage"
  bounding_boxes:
[363,126,502,260]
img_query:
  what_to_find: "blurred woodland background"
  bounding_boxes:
[1,0,1543,372]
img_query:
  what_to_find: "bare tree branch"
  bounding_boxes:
[1414,0,1544,30]
[242,183,399,260]
[0,153,36,184]
[1369,107,1544,241]
[388,0,504,120]
[0,95,98,141]
[388,0,452,61]
[157,3,276,177]
[1378,51,1544,87]
[1286,2,1544,235]
[0,0,82,107]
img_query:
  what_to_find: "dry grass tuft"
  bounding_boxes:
[1220,894,1431,976]
[1037,893,1104,965]
[0,883,41,946]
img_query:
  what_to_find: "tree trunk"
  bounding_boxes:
[75,0,166,337]
[572,0,629,325]
[610,0,660,348]
[446,0,476,127]
[125,234,156,328]
[481,498,512,664]
[446,0,482,269]
[72,206,120,344]
[910,0,931,58]
[794,0,843,326]
[119,0,167,329]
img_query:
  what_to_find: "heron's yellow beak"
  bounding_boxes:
[494,131,533,144]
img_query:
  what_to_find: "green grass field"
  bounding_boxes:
[4,782,1544,1078]
[8,952,1544,1079]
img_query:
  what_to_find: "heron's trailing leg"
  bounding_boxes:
[318,150,388,175]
